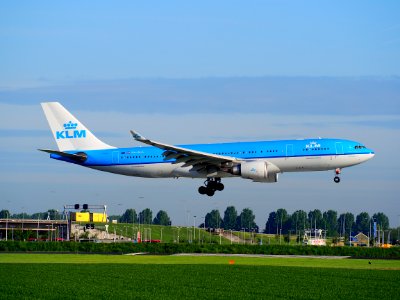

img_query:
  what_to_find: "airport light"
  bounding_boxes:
[37,216,40,240]
[398,215,400,243]
[193,215,196,241]
[21,207,24,234]
[5,211,9,241]
[160,228,163,243]
[202,217,206,244]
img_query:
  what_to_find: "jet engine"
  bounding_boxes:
[231,160,279,182]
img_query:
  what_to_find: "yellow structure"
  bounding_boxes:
[91,213,107,222]
[70,212,107,222]
[71,212,90,222]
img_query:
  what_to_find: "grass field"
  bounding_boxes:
[1,254,399,299]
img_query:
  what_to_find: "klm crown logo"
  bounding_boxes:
[63,121,78,130]
[56,121,86,139]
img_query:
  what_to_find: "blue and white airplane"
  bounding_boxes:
[40,102,375,196]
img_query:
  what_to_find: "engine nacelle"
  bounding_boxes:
[231,161,279,183]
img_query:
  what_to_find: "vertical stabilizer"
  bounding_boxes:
[41,102,115,151]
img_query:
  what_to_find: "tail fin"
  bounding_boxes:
[41,102,115,151]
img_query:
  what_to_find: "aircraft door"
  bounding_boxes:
[335,142,343,155]
[286,144,293,158]
[112,151,119,164]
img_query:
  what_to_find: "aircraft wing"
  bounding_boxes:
[130,130,239,172]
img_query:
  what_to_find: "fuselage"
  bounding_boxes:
[51,138,375,179]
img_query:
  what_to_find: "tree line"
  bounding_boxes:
[110,208,172,226]
[201,207,390,237]
[264,208,389,237]
[0,207,391,237]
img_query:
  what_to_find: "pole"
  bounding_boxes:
[193,216,196,241]
[398,215,400,243]
[37,216,39,240]
[5,211,8,241]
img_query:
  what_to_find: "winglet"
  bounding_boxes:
[130,130,146,141]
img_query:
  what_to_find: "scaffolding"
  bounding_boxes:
[303,228,327,246]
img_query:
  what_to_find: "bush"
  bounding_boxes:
[0,241,399,259]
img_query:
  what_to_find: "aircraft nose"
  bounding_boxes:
[366,152,375,161]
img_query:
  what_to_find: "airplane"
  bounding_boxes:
[40,102,375,196]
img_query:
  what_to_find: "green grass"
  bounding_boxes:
[1,254,399,299]
[1,253,400,270]
[95,223,232,244]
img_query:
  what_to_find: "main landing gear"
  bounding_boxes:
[198,177,224,197]
[334,168,341,183]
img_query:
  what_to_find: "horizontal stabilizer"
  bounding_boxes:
[38,149,87,163]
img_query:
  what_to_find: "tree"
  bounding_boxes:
[264,211,277,234]
[205,209,222,229]
[223,206,237,230]
[276,208,289,234]
[308,209,323,229]
[31,212,48,220]
[355,212,370,234]
[120,209,137,223]
[337,213,355,237]
[139,208,152,225]
[0,210,10,219]
[323,210,338,237]
[47,209,61,220]
[372,212,389,230]
[153,210,171,226]
[290,210,308,234]
[108,215,122,223]
[237,208,258,232]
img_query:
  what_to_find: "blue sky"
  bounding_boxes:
[1,1,400,85]
[0,1,399,228]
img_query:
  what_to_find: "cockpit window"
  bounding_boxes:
[355,145,366,149]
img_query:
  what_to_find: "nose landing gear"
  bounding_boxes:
[198,177,224,196]
[334,168,341,183]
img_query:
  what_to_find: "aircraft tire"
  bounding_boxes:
[206,189,215,197]
[216,183,224,191]
[334,176,340,183]
[198,186,207,194]
[207,181,217,190]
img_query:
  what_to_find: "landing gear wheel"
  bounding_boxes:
[198,186,207,194]
[334,168,341,183]
[198,177,224,196]
[207,181,217,190]
[206,189,215,197]
[216,183,224,191]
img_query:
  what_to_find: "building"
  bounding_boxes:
[351,232,369,247]
[0,218,68,241]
